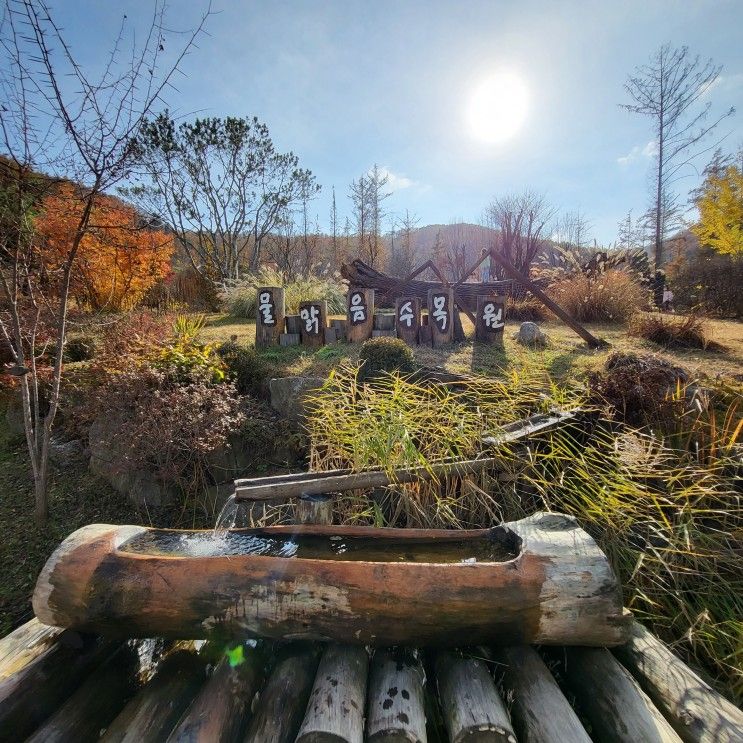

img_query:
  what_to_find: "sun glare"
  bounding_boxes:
[466,72,529,144]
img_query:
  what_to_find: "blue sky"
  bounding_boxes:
[60,0,742,244]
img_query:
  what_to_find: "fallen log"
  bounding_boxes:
[366,648,427,743]
[0,618,117,742]
[166,647,266,743]
[33,513,627,646]
[493,645,592,743]
[100,649,206,743]
[435,650,516,743]
[296,644,368,743]
[613,619,743,743]
[25,644,140,743]
[558,646,682,743]
[243,643,321,743]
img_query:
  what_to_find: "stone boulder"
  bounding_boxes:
[269,376,325,427]
[514,321,548,348]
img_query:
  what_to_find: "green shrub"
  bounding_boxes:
[63,335,97,362]
[217,342,271,398]
[358,337,415,380]
[220,268,346,317]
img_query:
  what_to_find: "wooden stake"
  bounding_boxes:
[296,645,368,743]
[366,648,427,743]
[395,297,420,346]
[255,287,285,348]
[295,493,333,525]
[488,249,605,348]
[427,287,454,346]
[346,288,374,343]
[435,650,516,743]
[476,295,506,344]
[299,301,327,348]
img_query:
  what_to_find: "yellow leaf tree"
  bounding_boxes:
[692,163,743,257]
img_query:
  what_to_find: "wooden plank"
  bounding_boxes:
[299,300,327,348]
[295,493,333,525]
[100,650,206,743]
[347,288,374,342]
[0,618,117,742]
[296,644,368,743]
[25,644,140,743]
[166,648,265,743]
[435,650,515,743]
[243,644,321,743]
[366,648,427,743]
[256,287,285,348]
[488,248,605,348]
[492,645,592,743]
[559,646,682,743]
[613,619,743,743]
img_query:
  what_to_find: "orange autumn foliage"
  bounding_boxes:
[35,183,174,311]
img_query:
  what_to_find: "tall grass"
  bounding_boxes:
[220,268,346,317]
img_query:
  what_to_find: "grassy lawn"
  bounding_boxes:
[201,312,743,382]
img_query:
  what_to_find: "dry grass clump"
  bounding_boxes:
[548,269,649,323]
[506,295,552,321]
[629,312,725,351]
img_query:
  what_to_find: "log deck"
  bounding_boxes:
[2,618,741,743]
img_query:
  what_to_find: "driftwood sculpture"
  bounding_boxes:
[341,259,512,309]
[33,513,627,647]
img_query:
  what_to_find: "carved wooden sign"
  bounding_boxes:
[299,300,327,348]
[255,286,285,347]
[427,288,454,347]
[476,294,506,344]
[396,297,420,346]
[346,287,374,342]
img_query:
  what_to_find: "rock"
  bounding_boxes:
[514,321,548,348]
[5,391,26,436]
[269,376,325,427]
[49,436,84,468]
[88,412,177,509]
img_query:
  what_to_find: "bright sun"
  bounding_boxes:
[466,72,529,144]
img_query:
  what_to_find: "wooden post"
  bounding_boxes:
[295,493,333,525]
[488,248,605,348]
[255,287,285,348]
[346,287,374,343]
[396,297,420,346]
[366,649,427,743]
[296,645,368,743]
[476,294,506,344]
[299,300,327,348]
[427,287,454,347]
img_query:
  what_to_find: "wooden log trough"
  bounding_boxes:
[32,513,627,647]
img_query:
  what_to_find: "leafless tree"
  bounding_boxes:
[265,207,300,282]
[0,0,208,523]
[553,210,592,249]
[484,190,555,278]
[329,185,339,265]
[388,209,420,277]
[622,44,734,272]
[349,165,390,267]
